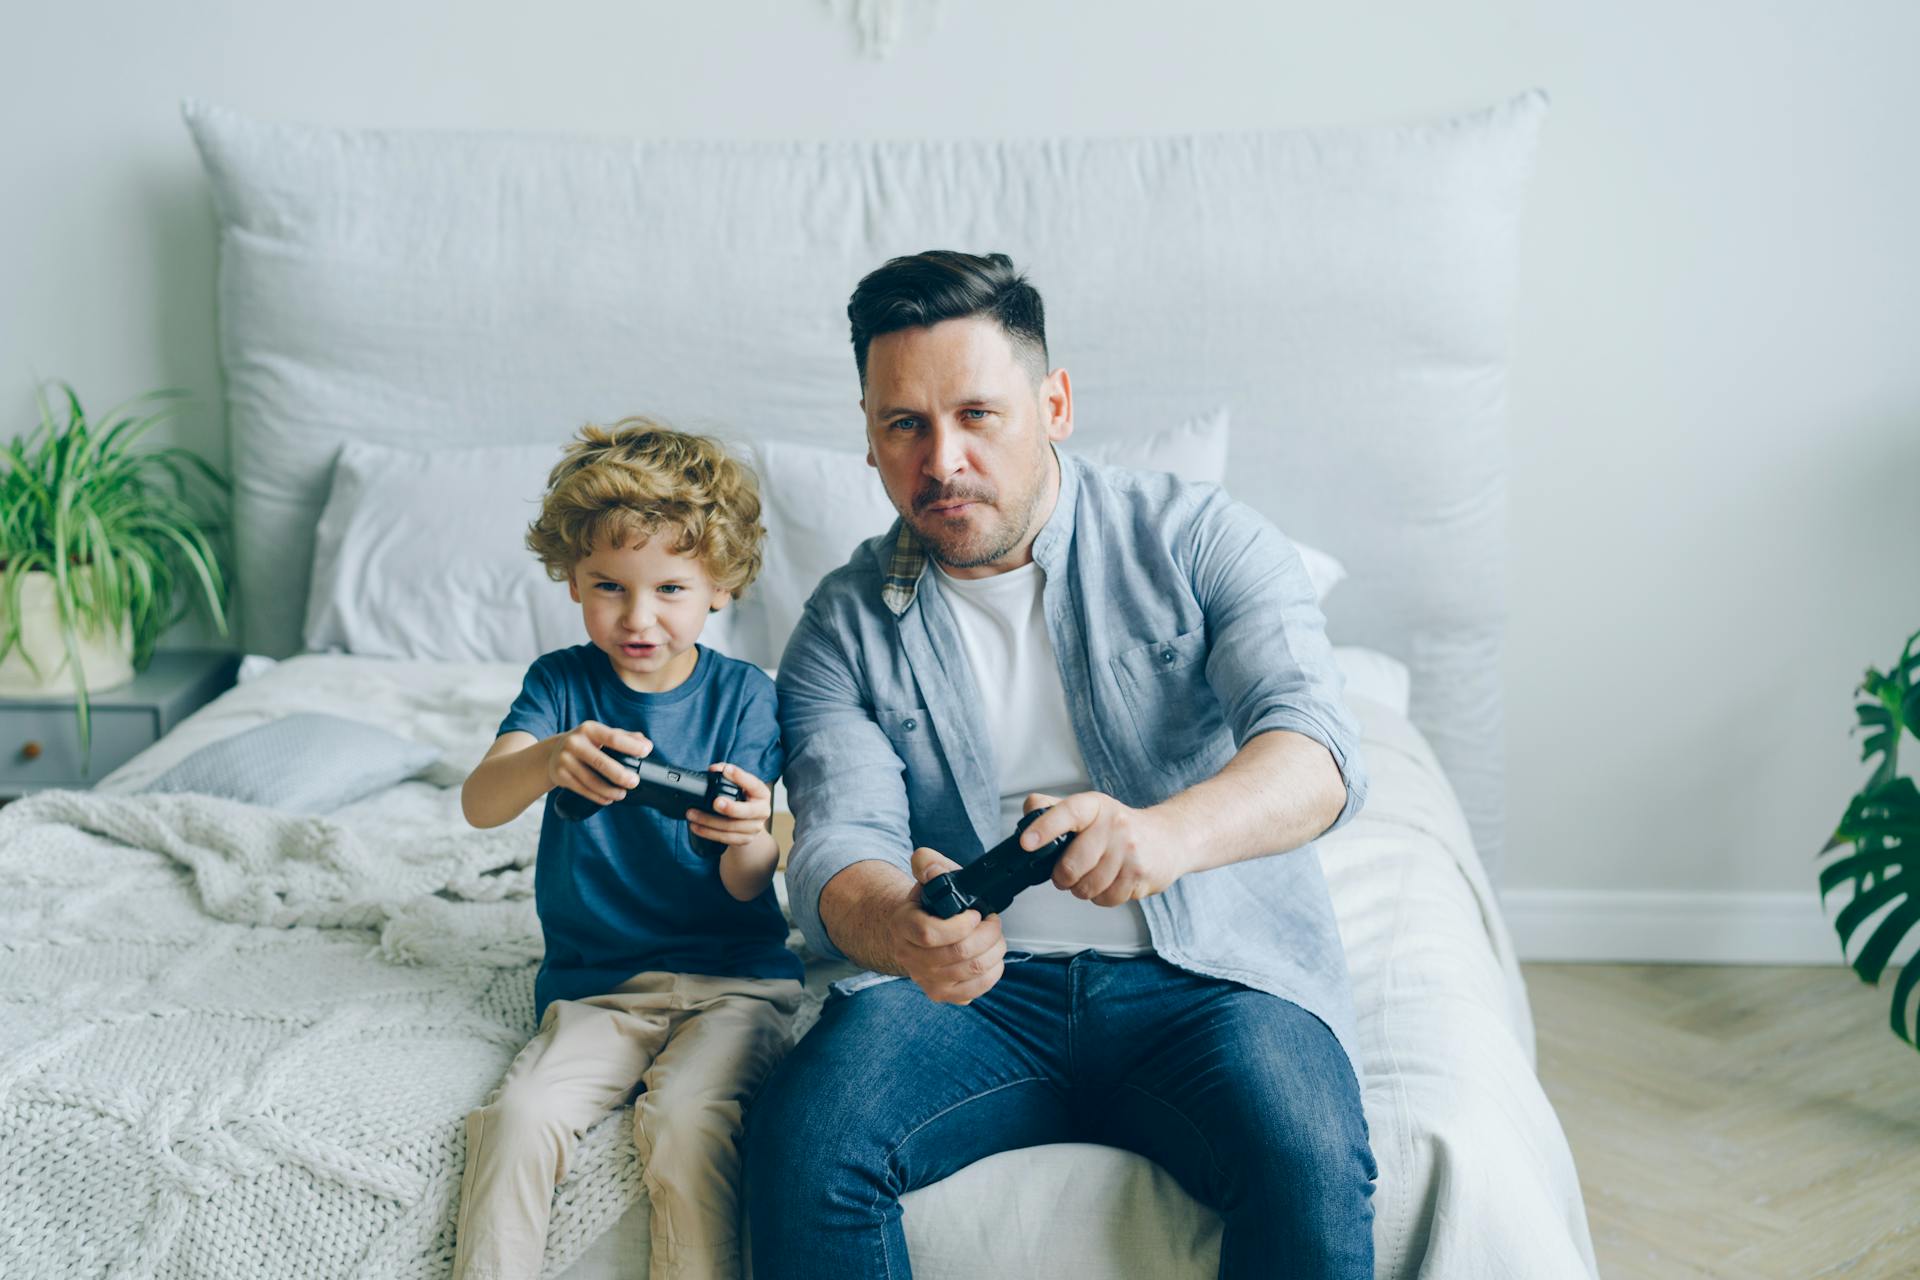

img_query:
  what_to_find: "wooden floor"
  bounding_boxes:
[1524,964,1920,1280]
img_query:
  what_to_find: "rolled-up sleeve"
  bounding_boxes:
[1186,492,1370,833]
[775,598,915,962]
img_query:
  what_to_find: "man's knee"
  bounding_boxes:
[1245,1098,1375,1196]
[1200,1000,1374,1208]
[745,1042,870,1189]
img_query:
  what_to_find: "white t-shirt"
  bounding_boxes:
[932,559,1153,956]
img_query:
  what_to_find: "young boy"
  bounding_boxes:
[453,419,802,1280]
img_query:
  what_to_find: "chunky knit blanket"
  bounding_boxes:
[0,788,641,1279]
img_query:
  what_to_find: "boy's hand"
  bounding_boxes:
[687,763,771,847]
[548,721,653,807]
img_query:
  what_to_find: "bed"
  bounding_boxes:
[0,92,1597,1278]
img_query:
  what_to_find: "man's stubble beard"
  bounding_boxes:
[907,443,1053,571]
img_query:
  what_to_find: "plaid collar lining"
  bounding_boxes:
[880,521,926,617]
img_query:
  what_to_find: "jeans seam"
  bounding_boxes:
[865,1076,1049,1280]
[1066,962,1079,1081]
[871,1175,898,1280]
[1113,1080,1232,1195]
[885,1075,1052,1167]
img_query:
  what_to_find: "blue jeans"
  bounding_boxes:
[746,952,1375,1278]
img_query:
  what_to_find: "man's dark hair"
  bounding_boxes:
[847,250,1048,388]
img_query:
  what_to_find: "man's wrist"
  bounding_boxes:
[1141,801,1198,882]
[818,858,917,976]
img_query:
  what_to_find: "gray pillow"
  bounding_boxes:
[142,712,442,813]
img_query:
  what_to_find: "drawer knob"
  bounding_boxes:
[20,741,42,760]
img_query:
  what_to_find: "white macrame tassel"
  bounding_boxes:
[828,0,921,60]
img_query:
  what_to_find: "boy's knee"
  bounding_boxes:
[473,1085,575,1156]
[638,1090,745,1165]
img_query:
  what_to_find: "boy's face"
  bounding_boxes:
[568,533,731,693]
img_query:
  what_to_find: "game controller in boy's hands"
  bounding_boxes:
[920,807,1077,920]
[552,748,745,828]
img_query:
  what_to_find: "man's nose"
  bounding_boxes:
[923,420,967,481]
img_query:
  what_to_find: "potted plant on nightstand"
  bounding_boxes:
[1821,626,1920,1053]
[0,383,231,763]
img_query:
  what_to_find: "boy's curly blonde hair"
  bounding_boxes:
[526,417,764,596]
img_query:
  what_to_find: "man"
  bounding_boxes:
[746,250,1376,1278]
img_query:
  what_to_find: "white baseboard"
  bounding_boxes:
[1499,890,1845,965]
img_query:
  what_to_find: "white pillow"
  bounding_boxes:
[1071,407,1233,484]
[730,437,898,669]
[1332,645,1411,717]
[302,439,743,663]
[1296,543,1348,602]
[141,711,441,814]
[1072,409,1346,600]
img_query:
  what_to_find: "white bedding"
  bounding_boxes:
[0,654,1594,1279]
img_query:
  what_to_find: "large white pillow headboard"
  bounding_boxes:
[186,94,1544,876]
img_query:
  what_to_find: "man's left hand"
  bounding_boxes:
[1018,791,1186,907]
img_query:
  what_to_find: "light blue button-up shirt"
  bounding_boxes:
[776,449,1368,1071]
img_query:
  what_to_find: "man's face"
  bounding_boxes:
[862,316,1072,575]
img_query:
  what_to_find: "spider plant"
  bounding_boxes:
[1821,626,1920,1052]
[0,383,231,765]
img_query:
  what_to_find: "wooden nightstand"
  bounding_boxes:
[0,649,241,800]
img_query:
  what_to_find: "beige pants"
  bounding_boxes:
[451,971,804,1280]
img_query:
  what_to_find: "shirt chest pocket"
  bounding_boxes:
[876,704,948,798]
[1109,627,1227,764]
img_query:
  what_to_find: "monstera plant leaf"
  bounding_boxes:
[1820,628,1920,1049]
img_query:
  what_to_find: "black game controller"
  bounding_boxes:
[921,807,1076,920]
[552,750,744,826]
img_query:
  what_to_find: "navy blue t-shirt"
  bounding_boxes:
[497,643,801,1015]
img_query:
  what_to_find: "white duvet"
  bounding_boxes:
[0,654,1594,1279]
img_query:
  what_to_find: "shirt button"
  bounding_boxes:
[903,717,918,731]
[1161,649,1176,663]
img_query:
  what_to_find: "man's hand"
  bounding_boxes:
[547,721,653,806]
[688,762,772,847]
[1018,791,1187,907]
[892,847,1006,1005]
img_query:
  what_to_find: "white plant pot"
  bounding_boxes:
[0,570,135,697]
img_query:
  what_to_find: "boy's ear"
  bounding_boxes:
[708,587,734,614]
[567,571,582,604]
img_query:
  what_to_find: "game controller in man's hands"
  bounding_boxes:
[921,807,1076,919]
[552,749,745,826]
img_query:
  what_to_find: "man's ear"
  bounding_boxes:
[1042,366,1074,444]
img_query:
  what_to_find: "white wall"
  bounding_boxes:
[4,1,1916,946]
